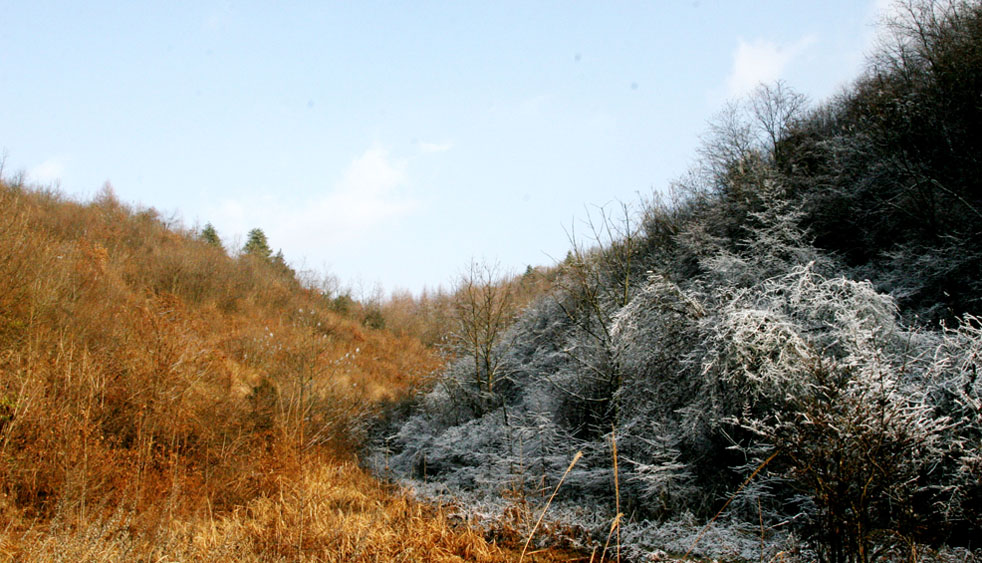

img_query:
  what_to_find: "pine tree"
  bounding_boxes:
[201,223,222,249]
[271,249,296,278]
[243,228,272,259]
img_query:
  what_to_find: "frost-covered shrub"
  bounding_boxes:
[922,315,982,544]
[375,151,981,561]
[376,293,598,498]
[701,264,900,407]
[610,274,707,516]
[698,265,957,561]
[378,244,981,562]
[620,514,810,562]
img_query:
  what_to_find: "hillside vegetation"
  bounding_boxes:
[0,180,567,560]
[377,2,982,561]
[4,1,981,561]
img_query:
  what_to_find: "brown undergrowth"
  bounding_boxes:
[3,459,510,562]
[0,180,577,561]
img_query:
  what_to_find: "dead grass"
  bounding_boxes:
[0,179,585,561]
[3,459,508,562]
[2,457,590,562]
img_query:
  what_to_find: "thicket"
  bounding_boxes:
[778,0,982,322]
[376,2,982,561]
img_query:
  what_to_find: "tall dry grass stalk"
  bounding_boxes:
[519,450,583,562]
[600,425,622,563]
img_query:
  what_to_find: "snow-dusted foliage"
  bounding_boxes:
[923,315,982,539]
[698,264,957,561]
[372,4,982,556]
[609,274,706,515]
[374,192,981,561]
[619,515,811,562]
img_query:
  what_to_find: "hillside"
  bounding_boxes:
[0,181,574,561]
[4,2,981,561]
[377,2,982,561]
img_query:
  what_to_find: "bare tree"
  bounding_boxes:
[449,260,516,406]
[545,201,644,435]
[749,81,808,164]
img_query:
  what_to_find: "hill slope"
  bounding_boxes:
[378,2,982,561]
[0,181,542,561]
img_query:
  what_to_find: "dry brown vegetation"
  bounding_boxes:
[380,263,558,350]
[0,179,579,561]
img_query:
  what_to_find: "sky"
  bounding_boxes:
[1,1,896,296]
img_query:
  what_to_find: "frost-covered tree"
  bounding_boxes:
[610,274,706,516]
[375,5,982,559]
[545,202,648,439]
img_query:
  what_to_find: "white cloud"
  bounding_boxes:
[319,146,414,232]
[209,146,418,262]
[29,157,66,184]
[725,35,816,97]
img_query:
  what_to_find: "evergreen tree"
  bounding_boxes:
[271,249,297,278]
[200,223,222,249]
[243,228,272,259]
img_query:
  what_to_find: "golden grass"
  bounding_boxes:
[0,179,589,561]
[2,457,592,562]
[3,459,512,562]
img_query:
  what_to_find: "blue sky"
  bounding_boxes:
[1,1,893,296]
